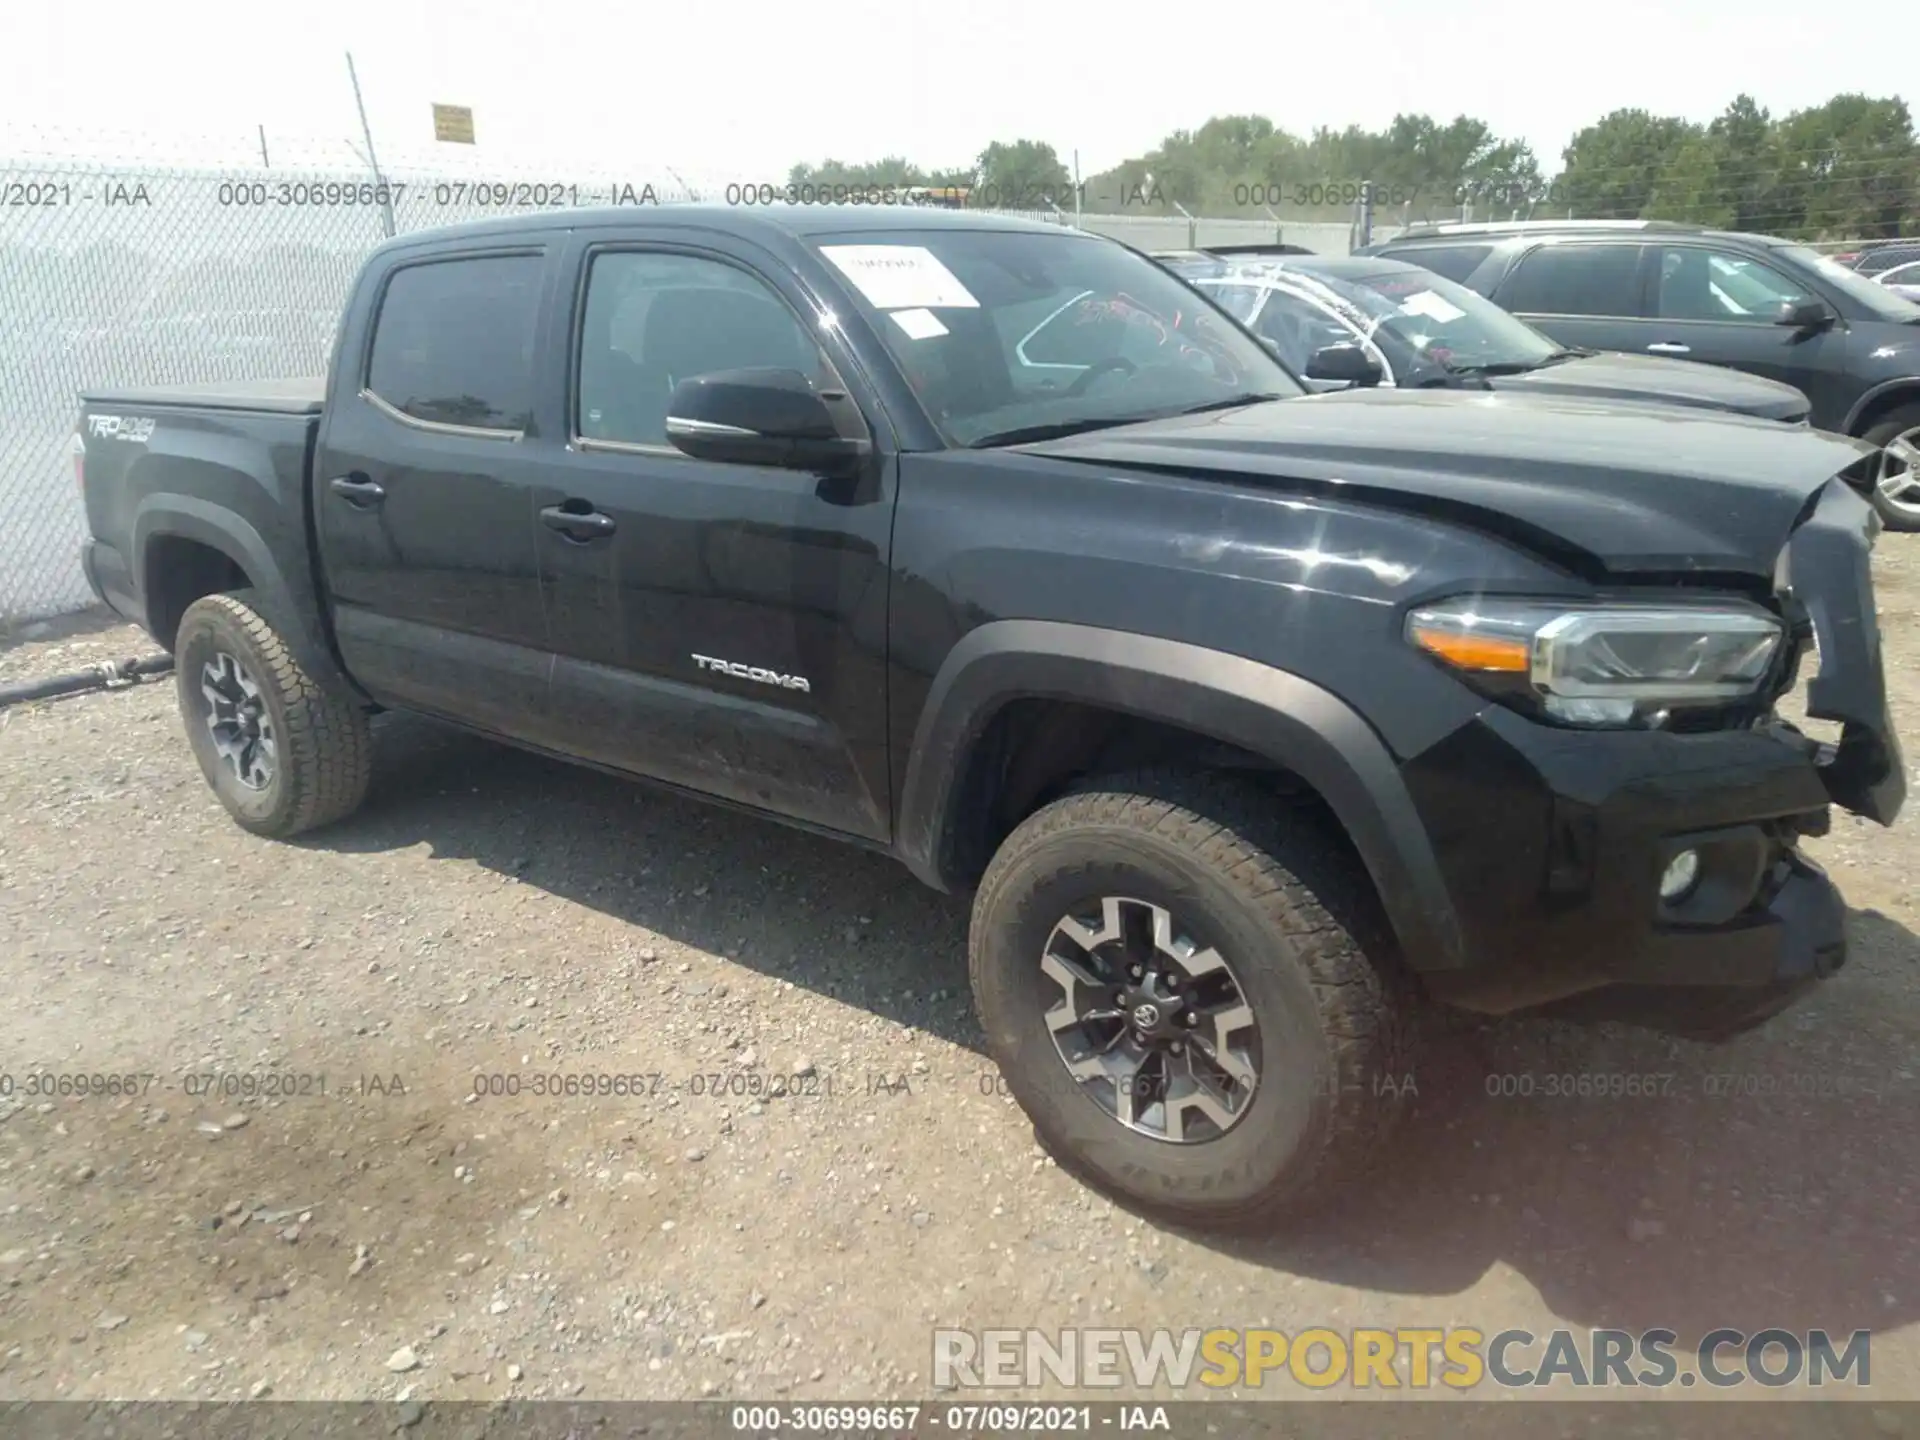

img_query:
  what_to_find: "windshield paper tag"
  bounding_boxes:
[1399,290,1465,323]
[821,245,979,310]
[890,307,950,339]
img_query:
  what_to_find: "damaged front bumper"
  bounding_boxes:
[1403,474,1903,1039]
[1781,476,1905,824]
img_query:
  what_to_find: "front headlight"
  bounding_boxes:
[1406,599,1784,727]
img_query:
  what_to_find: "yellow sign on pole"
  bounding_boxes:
[431,104,475,144]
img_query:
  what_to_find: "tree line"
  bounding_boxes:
[787,93,1920,241]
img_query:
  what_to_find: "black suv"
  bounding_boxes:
[1358,221,1920,528]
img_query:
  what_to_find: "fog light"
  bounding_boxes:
[1660,849,1701,902]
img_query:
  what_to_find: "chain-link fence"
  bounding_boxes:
[0,150,1370,625]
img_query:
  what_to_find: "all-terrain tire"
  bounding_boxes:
[969,769,1419,1230]
[174,590,372,838]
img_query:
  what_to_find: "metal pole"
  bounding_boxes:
[258,125,270,168]
[1073,149,1082,228]
[346,51,396,238]
[1173,200,1194,249]
[1357,181,1374,249]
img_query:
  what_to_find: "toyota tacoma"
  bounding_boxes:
[75,206,1905,1228]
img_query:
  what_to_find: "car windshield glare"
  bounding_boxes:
[1329,269,1562,371]
[810,228,1303,446]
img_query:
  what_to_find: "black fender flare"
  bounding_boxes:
[132,494,357,696]
[895,620,1466,974]
[1843,378,1920,436]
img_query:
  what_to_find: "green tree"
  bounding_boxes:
[785,156,929,190]
[1557,109,1702,218]
[1645,132,1737,229]
[974,140,1073,207]
[1774,94,1919,239]
[1709,94,1785,232]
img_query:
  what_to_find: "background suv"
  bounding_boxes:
[1157,251,1812,423]
[1358,221,1920,528]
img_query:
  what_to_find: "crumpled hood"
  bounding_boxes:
[1490,350,1810,422]
[1023,388,1879,577]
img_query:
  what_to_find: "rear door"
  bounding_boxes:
[315,247,561,739]
[528,229,898,840]
[1642,242,1848,415]
[1487,240,1654,353]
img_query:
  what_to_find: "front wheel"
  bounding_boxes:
[174,590,372,838]
[1862,403,1920,533]
[968,771,1419,1230]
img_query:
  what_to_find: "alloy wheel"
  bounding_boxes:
[1875,427,1920,522]
[1039,895,1260,1143]
[199,651,277,791]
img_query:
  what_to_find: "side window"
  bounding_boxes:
[1393,244,1492,286]
[366,255,541,431]
[1255,290,1362,371]
[577,251,824,447]
[1498,243,1645,318]
[1655,246,1813,323]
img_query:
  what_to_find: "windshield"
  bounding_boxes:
[1778,245,1920,322]
[1334,269,1564,371]
[1206,283,1266,324]
[1203,266,1562,378]
[811,229,1302,445]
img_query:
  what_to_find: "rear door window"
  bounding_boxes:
[1497,243,1646,318]
[366,254,543,431]
[1389,244,1493,285]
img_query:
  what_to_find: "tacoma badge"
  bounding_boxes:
[692,654,811,692]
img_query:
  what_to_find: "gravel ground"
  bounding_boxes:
[1,545,1917,1411]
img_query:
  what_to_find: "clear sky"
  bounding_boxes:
[1,0,1912,183]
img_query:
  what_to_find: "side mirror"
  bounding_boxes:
[1304,343,1385,388]
[665,368,868,474]
[1776,297,1835,330]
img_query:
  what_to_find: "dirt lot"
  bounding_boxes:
[1,543,1917,1413]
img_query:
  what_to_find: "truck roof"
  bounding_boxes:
[378,203,1080,252]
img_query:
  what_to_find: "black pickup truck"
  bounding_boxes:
[77,206,1905,1228]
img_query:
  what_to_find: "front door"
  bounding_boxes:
[1645,242,1851,423]
[313,247,559,739]
[531,236,896,840]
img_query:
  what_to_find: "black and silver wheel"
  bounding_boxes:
[1040,896,1259,1143]
[1864,406,1920,532]
[970,771,1418,1229]
[175,590,372,838]
[198,649,277,792]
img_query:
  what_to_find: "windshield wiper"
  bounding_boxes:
[1172,392,1287,415]
[967,417,1146,449]
[1445,348,1589,378]
[967,393,1288,449]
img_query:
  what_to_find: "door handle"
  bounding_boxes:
[1647,342,1691,355]
[328,474,386,505]
[540,504,617,540]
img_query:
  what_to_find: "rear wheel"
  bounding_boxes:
[968,770,1419,1230]
[174,590,371,838]
[1862,403,1920,532]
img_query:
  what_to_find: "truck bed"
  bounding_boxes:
[77,382,330,673]
[79,375,326,414]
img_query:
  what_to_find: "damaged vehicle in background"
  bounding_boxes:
[1355,221,1920,530]
[1158,251,1815,422]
